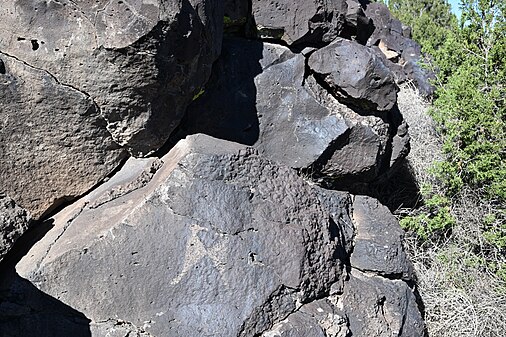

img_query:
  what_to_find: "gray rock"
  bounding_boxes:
[0,53,126,219]
[183,38,349,169]
[351,196,414,280]
[251,0,348,45]
[304,74,409,187]
[260,299,349,337]
[16,134,349,337]
[340,270,426,337]
[183,38,408,185]
[308,38,399,112]
[0,0,224,155]
[0,194,31,262]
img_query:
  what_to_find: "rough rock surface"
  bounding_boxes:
[340,269,425,337]
[0,53,126,220]
[308,38,399,112]
[0,135,424,336]
[364,2,434,96]
[251,0,347,45]
[0,194,31,262]
[182,38,409,186]
[351,195,414,279]
[0,0,223,155]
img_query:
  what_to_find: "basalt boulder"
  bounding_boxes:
[364,2,435,96]
[0,54,126,220]
[308,37,399,112]
[182,38,409,186]
[0,0,224,155]
[2,135,424,336]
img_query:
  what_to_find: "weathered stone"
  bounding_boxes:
[364,2,434,96]
[182,38,349,169]
[0,0,224,155]
[340,270,426,337]
[260,298,349,337]
[308,38,399,112]
[0,54,126,219]
[15,134,351,336]
[183,38,408,185]
[0,194,31,262]
[351,196,414,279]
[304,74,409,187]
[251,0,348,45]
[342,0,374,44]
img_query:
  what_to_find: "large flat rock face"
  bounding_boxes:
[0,53,126,220]
[15,135,349,336]
[4,135,424,336]
[0,0,223,155]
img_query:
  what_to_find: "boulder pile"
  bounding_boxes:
[0,1,432,336]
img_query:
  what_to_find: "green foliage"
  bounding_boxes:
[400,186,456,239]
[387,0,506,281]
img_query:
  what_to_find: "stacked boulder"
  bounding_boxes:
[0,0,432,336]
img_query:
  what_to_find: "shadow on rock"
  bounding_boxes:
[0,274,91,337]
[0,219,91,337]
[178,37,263,146]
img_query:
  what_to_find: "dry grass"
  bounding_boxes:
[397,84,506,337]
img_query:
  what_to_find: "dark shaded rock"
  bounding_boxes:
[341,270,426,337]
[351,196,414,279]
[15,134,350,337]
[342,0,375,44]
[0,195,30,263]
[364,2,435,96]
[304,75,409,187]
[0,274,91,337]
[183,38,408,186]
[308,38,399,112]
[251,0,348,45]
[225,0,250,22]
[0,54,126,219]
[0,0,224,155]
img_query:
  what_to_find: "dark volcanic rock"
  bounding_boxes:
[308,38,399,112]
[0,54,126,219]
[364,2,435,96]
[0,0,224,155]
[251,0,348,45]
[15,135,350,336]
[0,194,31,262]
[183,38,349,169]
[2,135,425,336]
[183,38,408,186]
[351,196,414,279]
[341,270,426,337]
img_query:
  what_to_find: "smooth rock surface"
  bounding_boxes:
[0,194,31,262]
[308,38,399,112]
[0,53,126,220]
[0,0,224,155]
